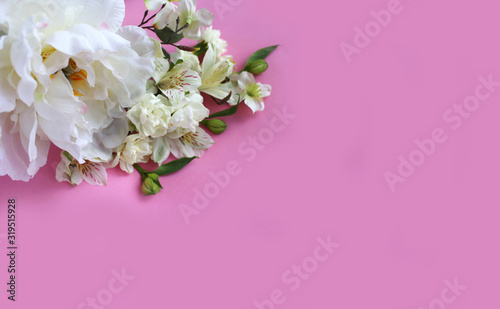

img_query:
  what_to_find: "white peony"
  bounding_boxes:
[0,0,157,181]
[127,93,172,138]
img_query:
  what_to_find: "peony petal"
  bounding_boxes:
[45,24,129,56]
[117,26,159,59]
[76,0,126,32]
[0,38,16,113]
[0,113,50,181]
[10,21,39,106]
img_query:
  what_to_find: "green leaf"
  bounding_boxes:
[242,45,279,72]
[207,102,240,119]
[152,157,198,176]
[155,28,184,44]
[193,41,209,57]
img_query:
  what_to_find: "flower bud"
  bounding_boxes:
[202,119,227,134]
[142,173,162,196]
[246,59,268,74]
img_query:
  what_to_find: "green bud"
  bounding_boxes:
[202,119,227,134]
[245,59,268,74]
[142,173,162,196]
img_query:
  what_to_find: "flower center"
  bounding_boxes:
[41,45,56,62]
[246,83,261,98]
[62,59,88,97]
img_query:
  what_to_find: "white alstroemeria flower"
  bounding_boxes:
[127,93,172,138]
[149,0,213,40]
[201,26,227,56]
[175,0,214,40]
[56,152,108,186]
[146,79,158,95]
[145,0,170,11]
[151,1,178,30]
[152,126,214,163]
[171,49,202,73]
[164,92,209,138]
[152,58,201,99]
[111,134,152,174]
[0,0,156,181]
[199,44,235,101]
[238,72,272,113]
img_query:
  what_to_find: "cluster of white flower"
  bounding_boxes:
[0,0,276,195]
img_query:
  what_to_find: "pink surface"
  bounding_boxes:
[1,0,500,308]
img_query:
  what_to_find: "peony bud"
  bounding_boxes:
[202,119,227,134]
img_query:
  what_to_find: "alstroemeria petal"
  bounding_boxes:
[260,83,272,97]
[195,9,214,27]
[145,0,166,11]
[244,96,265,113]
[153,3,178,30]
[79,161,108,186]
[238,71,256,88]
[179,0,197,16]
[177,126,214,157]
[152,136,171,165]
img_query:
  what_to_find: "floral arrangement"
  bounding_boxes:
[0,0,277,195]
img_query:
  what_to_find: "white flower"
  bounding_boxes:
[164,92,209,138]
[152,58,201,99]
[127,94,172,138]
[238,72,272,113]
[0,0,156,181]
[199,44,235,101]
[201,26,227,56]
[151,1,178,30]
[176,0,213,40]
[111,134,152,174]
[56,152,108,186]
[151,0,213,40]
[171,49,201,73]
[152,126,214,163]
[145,0,168,10]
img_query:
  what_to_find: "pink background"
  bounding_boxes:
[1,0,500,308]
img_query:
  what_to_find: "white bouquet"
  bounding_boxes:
[0,0,277,195]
